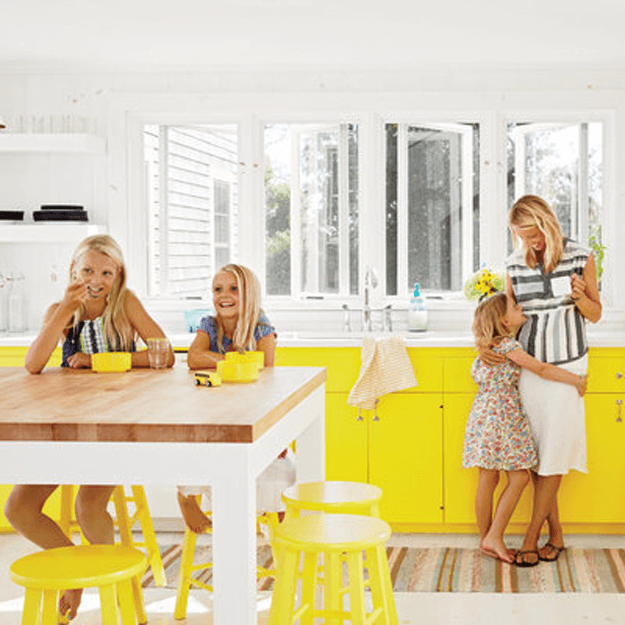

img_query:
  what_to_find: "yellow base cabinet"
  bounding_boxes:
[326,392,444,524]
[443,393,533,526]
[0,346,62,368]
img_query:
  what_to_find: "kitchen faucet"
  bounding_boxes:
[362,266,378,332]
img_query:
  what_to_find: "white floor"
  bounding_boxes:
[1,532,624,625]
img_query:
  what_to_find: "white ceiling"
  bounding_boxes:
[1,0,625,73]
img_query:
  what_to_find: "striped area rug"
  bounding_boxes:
[143,544,625,593]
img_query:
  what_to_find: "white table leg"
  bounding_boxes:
[211,453,257,625]
[294,386,326,482]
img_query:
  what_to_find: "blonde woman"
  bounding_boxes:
[179,263,293,533]
[6,234,173,619]
[485,195,601,567]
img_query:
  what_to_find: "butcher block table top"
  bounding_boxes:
[0,365,326,443]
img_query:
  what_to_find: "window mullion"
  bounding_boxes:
[578,123,589,244]
[290,131,302,297]
[338,124,350,297]
[397,124,408,296]
[159,126,169,296]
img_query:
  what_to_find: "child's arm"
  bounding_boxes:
[257,332,276,367]
[506,348,587,396]
[187,331,225,370]
[24,281,89,374]
[125,291,175,368]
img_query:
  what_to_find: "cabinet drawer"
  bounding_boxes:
[276,347,361,393]
[0,347,62,368]
[443,357,477,393]
[587,357,625,393]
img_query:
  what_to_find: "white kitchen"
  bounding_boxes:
[1,1,625,623]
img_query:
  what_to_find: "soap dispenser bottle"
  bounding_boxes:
[408,283,427,332]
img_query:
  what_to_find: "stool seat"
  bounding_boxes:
[282,480,382,517]
[274,513,390,551]
[268,513,397,625]
[11,546,148,625]
[11,545,147,590]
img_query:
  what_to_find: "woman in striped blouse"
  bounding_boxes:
[502,195,602,567]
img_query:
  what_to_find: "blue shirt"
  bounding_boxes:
[198,312,275,354]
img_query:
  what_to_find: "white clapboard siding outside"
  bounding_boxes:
[144,125,238,298]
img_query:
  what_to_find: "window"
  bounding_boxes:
[506,122,603,252]
[385,122,480,296]
[264,123,359,298]
[144,124,238,298]
[140,114,604,306]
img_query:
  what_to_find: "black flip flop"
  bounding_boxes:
[514,550,539,567]
[538,542,565,562]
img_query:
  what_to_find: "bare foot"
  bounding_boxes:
[59,588,83,621]
[480,538,515,563]
[177,492,212,534]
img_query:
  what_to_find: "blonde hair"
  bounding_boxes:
[213,263,262,353]
[509,195,564,274]
[472,293,515,352]
[69,235,135,351]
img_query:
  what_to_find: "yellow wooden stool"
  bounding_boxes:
[268,513,398,625]
[281,481,382,519]
[10,545,148,625]
[59,485,166,587]
[174,497,279,620]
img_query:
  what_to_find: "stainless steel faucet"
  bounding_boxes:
[362,266,378,332]
[342,303,351,332]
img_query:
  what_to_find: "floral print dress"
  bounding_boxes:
[462,337,537,471]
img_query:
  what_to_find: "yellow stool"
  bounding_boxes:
[268,513,398,625]
[282,480,382,519]
[174,497,279,620]
[59,485,166,587]
[10,545,148,625]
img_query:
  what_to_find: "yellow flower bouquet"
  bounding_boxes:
[464,267,506,301]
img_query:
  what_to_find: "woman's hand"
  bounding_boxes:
[478,344,506,366]
[576,374,588,397]
[66,352,92,369]
[570,272,586,302]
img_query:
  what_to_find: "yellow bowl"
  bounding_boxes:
[224,351,264,370]
[217,360,259,383]
[92,352,132,373]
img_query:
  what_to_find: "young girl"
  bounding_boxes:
[5,234,174,619]
[463,292,587,563]
[178,263,295,532]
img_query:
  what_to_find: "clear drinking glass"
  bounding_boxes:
[147,338,169,369]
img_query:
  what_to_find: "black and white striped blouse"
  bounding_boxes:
[505,239,590,365]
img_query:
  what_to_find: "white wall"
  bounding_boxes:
[1,68,625,333]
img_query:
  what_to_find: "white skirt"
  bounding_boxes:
[518,354,587,476]
[177,448,297,513]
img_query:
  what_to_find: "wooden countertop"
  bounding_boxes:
[0,366,326,443]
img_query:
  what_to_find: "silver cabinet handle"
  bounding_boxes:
[617,399,622,423]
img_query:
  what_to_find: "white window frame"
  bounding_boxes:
[109,93,615,324]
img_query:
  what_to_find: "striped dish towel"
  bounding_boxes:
[348,335,417,410]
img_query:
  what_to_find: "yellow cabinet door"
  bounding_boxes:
[558,395,625,523]
[369,393,444,524]
[325,393,368,483]
[443,394,533,525]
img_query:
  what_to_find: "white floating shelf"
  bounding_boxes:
[0,224,107,243]
[0,133,106,154]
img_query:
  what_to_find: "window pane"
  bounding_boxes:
[506,122,602,249]
[386,123,479,295]
[144,124,237,297]
[264,123,359,297]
